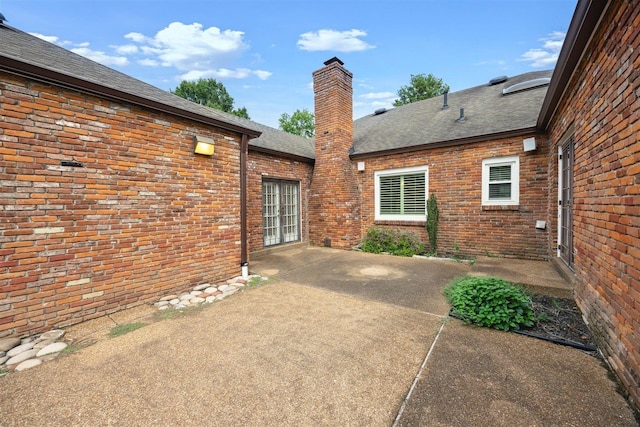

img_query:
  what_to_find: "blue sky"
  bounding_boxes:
[1,0,577,128]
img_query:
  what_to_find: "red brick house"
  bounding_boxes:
[0,0,638,406]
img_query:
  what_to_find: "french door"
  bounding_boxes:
[558,137,574,268]
[262,179,300,247]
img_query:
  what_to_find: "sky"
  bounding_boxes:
[1,0,578,128]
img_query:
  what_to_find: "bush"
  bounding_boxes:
[443,276,535,331]
[426,194,439,254]
[360,227,425,257]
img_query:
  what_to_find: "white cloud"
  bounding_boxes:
[253,70,272,80]
[124,32,148,43]
[297,29,375,52]
[29,32,70,46]
[138,58,160,67]
[178,68,273,81]
[519,31,565,67]
[354,90,396,119]
[359,91,395,100]
[121,22,271,81]
[70,47,129,67]
[114,44,138,55]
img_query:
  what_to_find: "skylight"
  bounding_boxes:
[502,78,551,95]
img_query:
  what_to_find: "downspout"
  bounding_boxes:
[240,133,249,278]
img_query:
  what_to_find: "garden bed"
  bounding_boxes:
[520,295,598,354]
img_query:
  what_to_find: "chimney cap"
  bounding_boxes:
[324,56,344,66]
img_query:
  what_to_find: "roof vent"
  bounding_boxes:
[489,75,508,86]
[442,92,449,110]
[502,77,551,95]
[374,108,387,115]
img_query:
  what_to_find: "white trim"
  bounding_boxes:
[374,165,428,222]
[481,156,519,206]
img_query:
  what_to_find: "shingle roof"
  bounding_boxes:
[242,120,315,161]
[352,70,552,157]
[0,23,551,162]
[1,24,257,131]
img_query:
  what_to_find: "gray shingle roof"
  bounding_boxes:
[0,24,268,136]
[352,70,552,156]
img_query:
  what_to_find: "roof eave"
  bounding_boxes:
[537,0,611,130]
[248,144,315,164]
[349,127,540,160]
[0,56,262,138]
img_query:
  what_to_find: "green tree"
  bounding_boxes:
[278,109,315,138]
[393,73,450,107]
[171,78,250,119]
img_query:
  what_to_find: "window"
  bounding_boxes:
[482,156,519,206]
[375,166,428,221]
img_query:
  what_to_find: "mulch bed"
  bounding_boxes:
[519,295,599,355]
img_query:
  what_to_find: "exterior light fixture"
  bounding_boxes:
[194,135,215,156]
[523,137,536,152]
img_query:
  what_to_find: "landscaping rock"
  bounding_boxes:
[7,342,35,358]
[6,349,38,366]
[39,330,65,341]
[36,342,68,357]
[0,337,21,352]
[15,358,42,372]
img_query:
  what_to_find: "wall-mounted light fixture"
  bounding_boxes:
[357,161,365,172]
[194,135,215,156]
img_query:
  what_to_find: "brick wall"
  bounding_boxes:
[357,135,549,260]
[246,150,313,253]
[0,72,244,337]
[309,58,361,249]
[546,1,640,406]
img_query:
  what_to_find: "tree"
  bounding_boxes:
[278,109,315,138]
[393,73,450,107]
[171,78,250,119]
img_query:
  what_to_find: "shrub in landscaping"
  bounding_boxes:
[426,193,439,254]
[360,227,425,257]
[443,276,535,331]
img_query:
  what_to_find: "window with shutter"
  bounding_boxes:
[375,166,428,221]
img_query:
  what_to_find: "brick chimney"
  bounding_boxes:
[309,57,360,248]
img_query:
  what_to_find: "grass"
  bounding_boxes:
[247,275,272,288]
[61,338,97,355]
[153,303,208,320]
[109,322,147,338]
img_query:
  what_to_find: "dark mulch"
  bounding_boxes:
[520,295,599,355]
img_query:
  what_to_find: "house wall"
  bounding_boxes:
[546,1,640,406]
[246,150,313,253]
[357,134,549,260]
[0,71,243,337]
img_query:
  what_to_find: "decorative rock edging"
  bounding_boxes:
[0,274,268,376]
[153,275,265,311]
[0,329,67,374]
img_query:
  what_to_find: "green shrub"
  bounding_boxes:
[443,276,535,331]
[360,227,425,257]
[426,194,439,254]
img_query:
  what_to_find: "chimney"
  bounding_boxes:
[309,57,361,249]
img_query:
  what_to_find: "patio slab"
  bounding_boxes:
[0,246,636,426]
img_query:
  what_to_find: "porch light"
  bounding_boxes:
[194,135,215,156]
